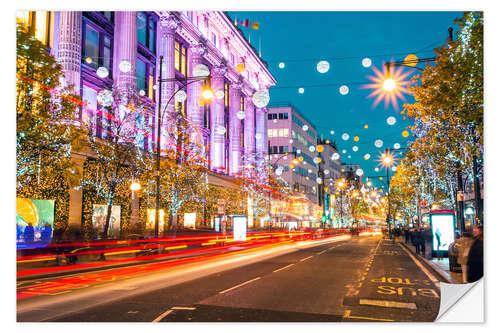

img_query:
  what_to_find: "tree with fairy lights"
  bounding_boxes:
[141,106,207,234]
[403,11,483,225]
[16,25,85,189]
[82,85,151,239]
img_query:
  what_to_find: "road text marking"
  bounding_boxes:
[398,243,440,288]
[152,309,173,322]
[343,310,394,322]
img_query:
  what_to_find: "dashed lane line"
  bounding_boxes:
[300,256,313,262]
[171,306,196,310]
[219,277,261,294]
[272,264,295,273]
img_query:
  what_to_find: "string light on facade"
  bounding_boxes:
[375,167,380,172]
[317,60,330,74]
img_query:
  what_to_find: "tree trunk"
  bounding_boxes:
[102,185,116,239]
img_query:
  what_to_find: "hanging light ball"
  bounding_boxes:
[391,166,397,172]
[296,149,301,154]
[96,66,109,79]
[193,63,210,77]
[317,145,324,153]
[352,146,358,152]
[402,130,410,137]
[354,136,359,142]
[387,116,397,125]
[364,124,369,129]
[302,124,309,131]
[375,167,380,172]
[356,168,364,177]
[298,87,305,94]
[348,155,351,159]
[236,111,246,120]
[255,133,262,140]
[215,90,225,100]
[394,143,401,149]
[342,149,347,154]
[375,139,384,148]
[362,57,372,68]
[97,89,113,107]
[364,153,371,160]
[252,90,270,108]
[342,133,350,140]
[339,85,349,95]
[236,63,245,73]
[275,167,283,176]
[175,90,187,103]
[404,54,419,67]
[330,130,335,135]
[289,139,294,143]
[317,60,330,74]
[85,57,93,64]
[119,60,132,73]
[308,145,316,152]
[139,90,146,96]
[324,169,330,175]
[278,62,285,69]
[272,119,278,123]
[316,177,323,184]
[215,126,226,135]
[331,152,340,160]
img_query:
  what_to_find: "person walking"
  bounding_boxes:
[411,228,418,254]
[424,226,433,259]
[404,228,410,244]
[465,225,483,283]
[418,228,426,256]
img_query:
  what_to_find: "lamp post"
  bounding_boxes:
[154,56,212,238]
[336,178,347,228]
[267,151,298,231]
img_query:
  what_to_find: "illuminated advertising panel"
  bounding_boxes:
[16,198,55,248]
[233,215,247,241]
[92,204,121,239]
[430,213,455,253]
[184,212,196,229]
[146,209,165,234]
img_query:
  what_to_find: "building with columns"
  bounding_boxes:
[17,11,276,232]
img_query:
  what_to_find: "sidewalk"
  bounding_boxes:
[399,242,462,284]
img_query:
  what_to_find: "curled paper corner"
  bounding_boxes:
[436,279,484,322]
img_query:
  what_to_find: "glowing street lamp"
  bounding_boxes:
[130,181,141,191]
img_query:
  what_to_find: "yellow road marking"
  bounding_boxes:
[343,310,394,322]
[17,257,56,263]
[164,245,188,250]
[359,298,417,309]
[104,250,141,256]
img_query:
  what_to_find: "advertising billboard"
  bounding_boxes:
[184,212,196,229]
[233,216,247,241]
[16,198,55,248]
[92,204,121,239]
[430,213,455,253]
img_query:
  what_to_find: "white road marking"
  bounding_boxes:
[152,309,173,322]
[359,299,417,310]
[273,264,295,273]
[300,255,313,262]
[171,306,196,310]
[318,250,327,255]
[398,243,440,288]
[219,277,261,294]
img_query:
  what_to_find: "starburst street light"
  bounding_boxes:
[361,62,411,110]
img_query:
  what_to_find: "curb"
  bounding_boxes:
[399,242,458,284]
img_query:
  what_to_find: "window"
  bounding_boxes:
[272,113,277,120]
[83,22,113,76]
[136,58,147,91]
[137,12,156,53]
[174,41,187,76]
[268,113,273,120]
[267,129,273,138]
[283,128,289,137]
[279,146,284,154]
[283,113,289,119]
[272,129,278,137]
[279,113,284,120]
[100,12,113,22]
[136,57,155,99]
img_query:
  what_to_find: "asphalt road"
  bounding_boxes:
[17,235,441,322]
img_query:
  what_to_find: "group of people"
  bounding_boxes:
[16,222,53,245]
[391,226,433,258]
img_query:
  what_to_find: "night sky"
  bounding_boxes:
[228,11,462,189]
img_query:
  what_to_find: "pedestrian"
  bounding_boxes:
[404,228,410,244]
[465,225,483,283]
[418,228,426,256]
[424,226,433,259]
[411,228,418,253]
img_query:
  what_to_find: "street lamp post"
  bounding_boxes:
[154,56,212,238]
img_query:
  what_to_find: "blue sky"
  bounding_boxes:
[228,11,462,189]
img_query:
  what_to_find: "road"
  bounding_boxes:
[17,235,442,322]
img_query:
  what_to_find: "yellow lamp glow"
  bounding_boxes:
[354,136,359,142]
[201,88,214,101]
[130,181,141,191]
[317,145,324,153]
[236,63,245,72]
[404,54,419,67]
[364,124,368,129]
[85,57,93,64]
[383,78,396,91]
[402,130,409,138]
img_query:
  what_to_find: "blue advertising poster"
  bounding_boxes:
[430,213,455,253]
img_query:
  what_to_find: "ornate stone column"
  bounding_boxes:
[229,81,243,175]
[209,65,227,171]
[187,43,206,150]
[113,12,137,91]
[157,14,179,154]
[57,11,81,95]
[244,93,256,172]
